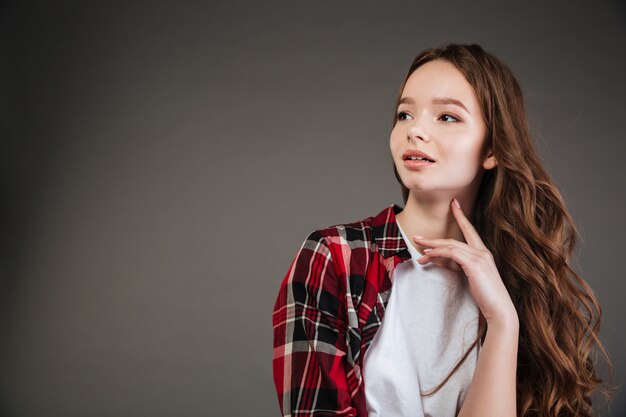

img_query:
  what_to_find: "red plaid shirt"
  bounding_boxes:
[272,204,413,416]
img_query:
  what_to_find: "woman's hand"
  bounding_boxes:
[413,198,518,327]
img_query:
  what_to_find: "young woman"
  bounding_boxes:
[272,43,614,417]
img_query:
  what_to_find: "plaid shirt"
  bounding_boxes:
[272,204,413,416]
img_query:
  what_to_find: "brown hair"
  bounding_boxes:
[391,43,615,417]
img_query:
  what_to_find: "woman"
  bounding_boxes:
[272,43,614,417]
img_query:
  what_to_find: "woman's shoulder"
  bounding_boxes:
[301,204,401,254]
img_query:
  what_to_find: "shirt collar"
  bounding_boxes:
[372,204,412,262]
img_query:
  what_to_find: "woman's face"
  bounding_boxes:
[390,59,496,199]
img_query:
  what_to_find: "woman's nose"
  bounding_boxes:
[407,121,431,143]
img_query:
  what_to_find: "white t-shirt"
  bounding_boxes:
[362,221,481,417]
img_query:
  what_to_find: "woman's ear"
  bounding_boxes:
[482,150,497,170]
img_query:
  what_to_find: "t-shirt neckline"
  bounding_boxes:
[395,220,424,259]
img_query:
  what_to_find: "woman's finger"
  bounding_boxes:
[450,198,488,250]
[418,245,474,273]
[413,235,475,252]
[413,236,480,269]
[420,249,464,272]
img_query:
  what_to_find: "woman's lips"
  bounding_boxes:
[403,159,435,170]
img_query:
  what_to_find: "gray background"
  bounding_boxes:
[1,1,625,416]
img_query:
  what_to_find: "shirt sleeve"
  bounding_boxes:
[272,230,357,417]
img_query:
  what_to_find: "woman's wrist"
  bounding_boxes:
[485,303,519,332]
[486,307,519,334]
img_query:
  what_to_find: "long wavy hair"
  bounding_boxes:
[390,43,615,417]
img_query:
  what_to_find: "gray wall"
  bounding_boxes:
[1,1,624,416]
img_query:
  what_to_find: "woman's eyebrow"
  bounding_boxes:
[432,97,470,114]
[398,96,470,115]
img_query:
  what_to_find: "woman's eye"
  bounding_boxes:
[397,111,411,121]
[439,113,459,122]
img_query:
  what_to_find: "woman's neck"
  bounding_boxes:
[396,192,476,245]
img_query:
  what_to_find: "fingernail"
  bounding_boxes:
[453,198,461,208]
[414,235,424,240]
[423,248,432,253]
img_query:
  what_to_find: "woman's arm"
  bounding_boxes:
[413,198,519,417]
[457,314,519,417]
[272,231,357,417]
